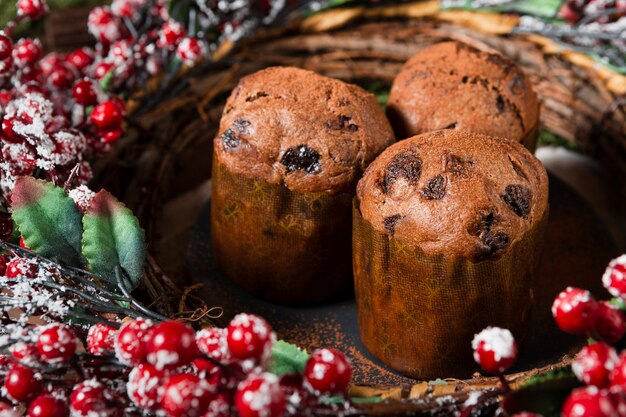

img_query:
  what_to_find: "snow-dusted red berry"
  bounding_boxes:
[28,394,69,417]
[66,48,94,72]
[1,118,20,143]
[572,343,618,388]
[88,6,124,44]
[0,33,12,61]
[70,379,114,417]
[227,313,275,361]
[552,287,600,334]
[176,38,205,65]
[5,363,41,402]
[159,21,186,48]
[202,393,232,417]
[87,323,117,354]
[472,326,517,374]
[93,62,114,80]
[101,128,122,144]
[0,400,18,417]
[127,363,166,411]
[610,353,626,388]
[10,341,40,365]
[12,39,42,67]
[146,320,199,370]
[161,373,215,417]
[115,318,154,366]
[562,387,616,417]
[17,0,48,19]
[90,101,123,130]
[36,323,79,364]
[303,348,352,394]
[603,255,626,298]
[69,185,96,213]
[595,301,626,344]
[48,64,75,89]
[72,79,98,105]
[197,327,231,364]
[235,373,286,417]
[5,257,38,279]
[110,0,140,21]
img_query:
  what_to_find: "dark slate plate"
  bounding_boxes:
[186,172,620,386]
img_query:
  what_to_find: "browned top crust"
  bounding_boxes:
[386,41,539,144]
[356,130,549,261]
[214,66,395,195]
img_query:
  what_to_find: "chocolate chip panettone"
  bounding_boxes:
[353,129,548,378]
[212,66,395,304]
[386,41,539,150]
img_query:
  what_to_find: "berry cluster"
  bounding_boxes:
[0,310,353,417]
[559,0,626,24]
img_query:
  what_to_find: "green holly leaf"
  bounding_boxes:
[269,340,310,376]
[11,177,84,267]
[82,190,146,292]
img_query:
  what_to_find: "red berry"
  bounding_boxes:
[93,62,114,80]
[595,301,626,344]
[39,53,62,76]
[562,387,616,417]
[17,0,48,19]
[5,257,38,279]
[159,21,186,48]
[176,38,205,64]
[19,236,30,250]
[70,380,115,417]
[101,128,122,144]
[114,318,154,366]
[552,287,600,334]
[0,400,17,416]
[87,323,117,354]
[88,6,125,45]
[28,394,68,417]
[90,101,123,130]
[1,118,21,143]
[12,38,42,67]
[0,33,12,61]
[472,326,518,375]
[226,314,274,361]
[603,255,626,298]
[572,343,618,388]
[10,342,41,365]
[235,373,285,417]
[72,79,98,105]
[161,373,214,417]
[192,358,217,374]
[36,323,79,364]
[610,353,626,388]
[5,363,41,402]
[0,255,8,276]
[66,48,94,72]
[202,393,232,417]
[303,348,352,394]
[511,414,543,417]
[48,64,75,89]
[127,363,166,411]
[146,320,199,370]
[197,327,231,364]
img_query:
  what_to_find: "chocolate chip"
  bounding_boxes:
[443,122,458,130]
[380,151,422,193]
[474,231,511,261]
[281,145,321,174]
[445,154,474,179]
[221,129,239,150]
[422,175,446,200]
[325,115,359,132]
[508,155,528,180]
[496,95,505,113]
[467,210,499,237]
[502,184,532,218]
[462,76,469,84]
[383,214,404,236]
[221,118,250,150]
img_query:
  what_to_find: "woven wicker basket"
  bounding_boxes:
[90,1,626,414]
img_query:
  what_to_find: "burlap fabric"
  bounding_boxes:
[211,158,353,304]
[352,200,548,379]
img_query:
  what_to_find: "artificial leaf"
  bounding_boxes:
[269,340,310,376]
[82,189,146,291]
[502,367,579,417]
[11,177,84,266]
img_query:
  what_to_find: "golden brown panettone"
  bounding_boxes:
[386,41,539,150]
[211,66,395,304]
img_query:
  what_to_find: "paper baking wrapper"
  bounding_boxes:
[352,200,548,379]
[211,159,353,304]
